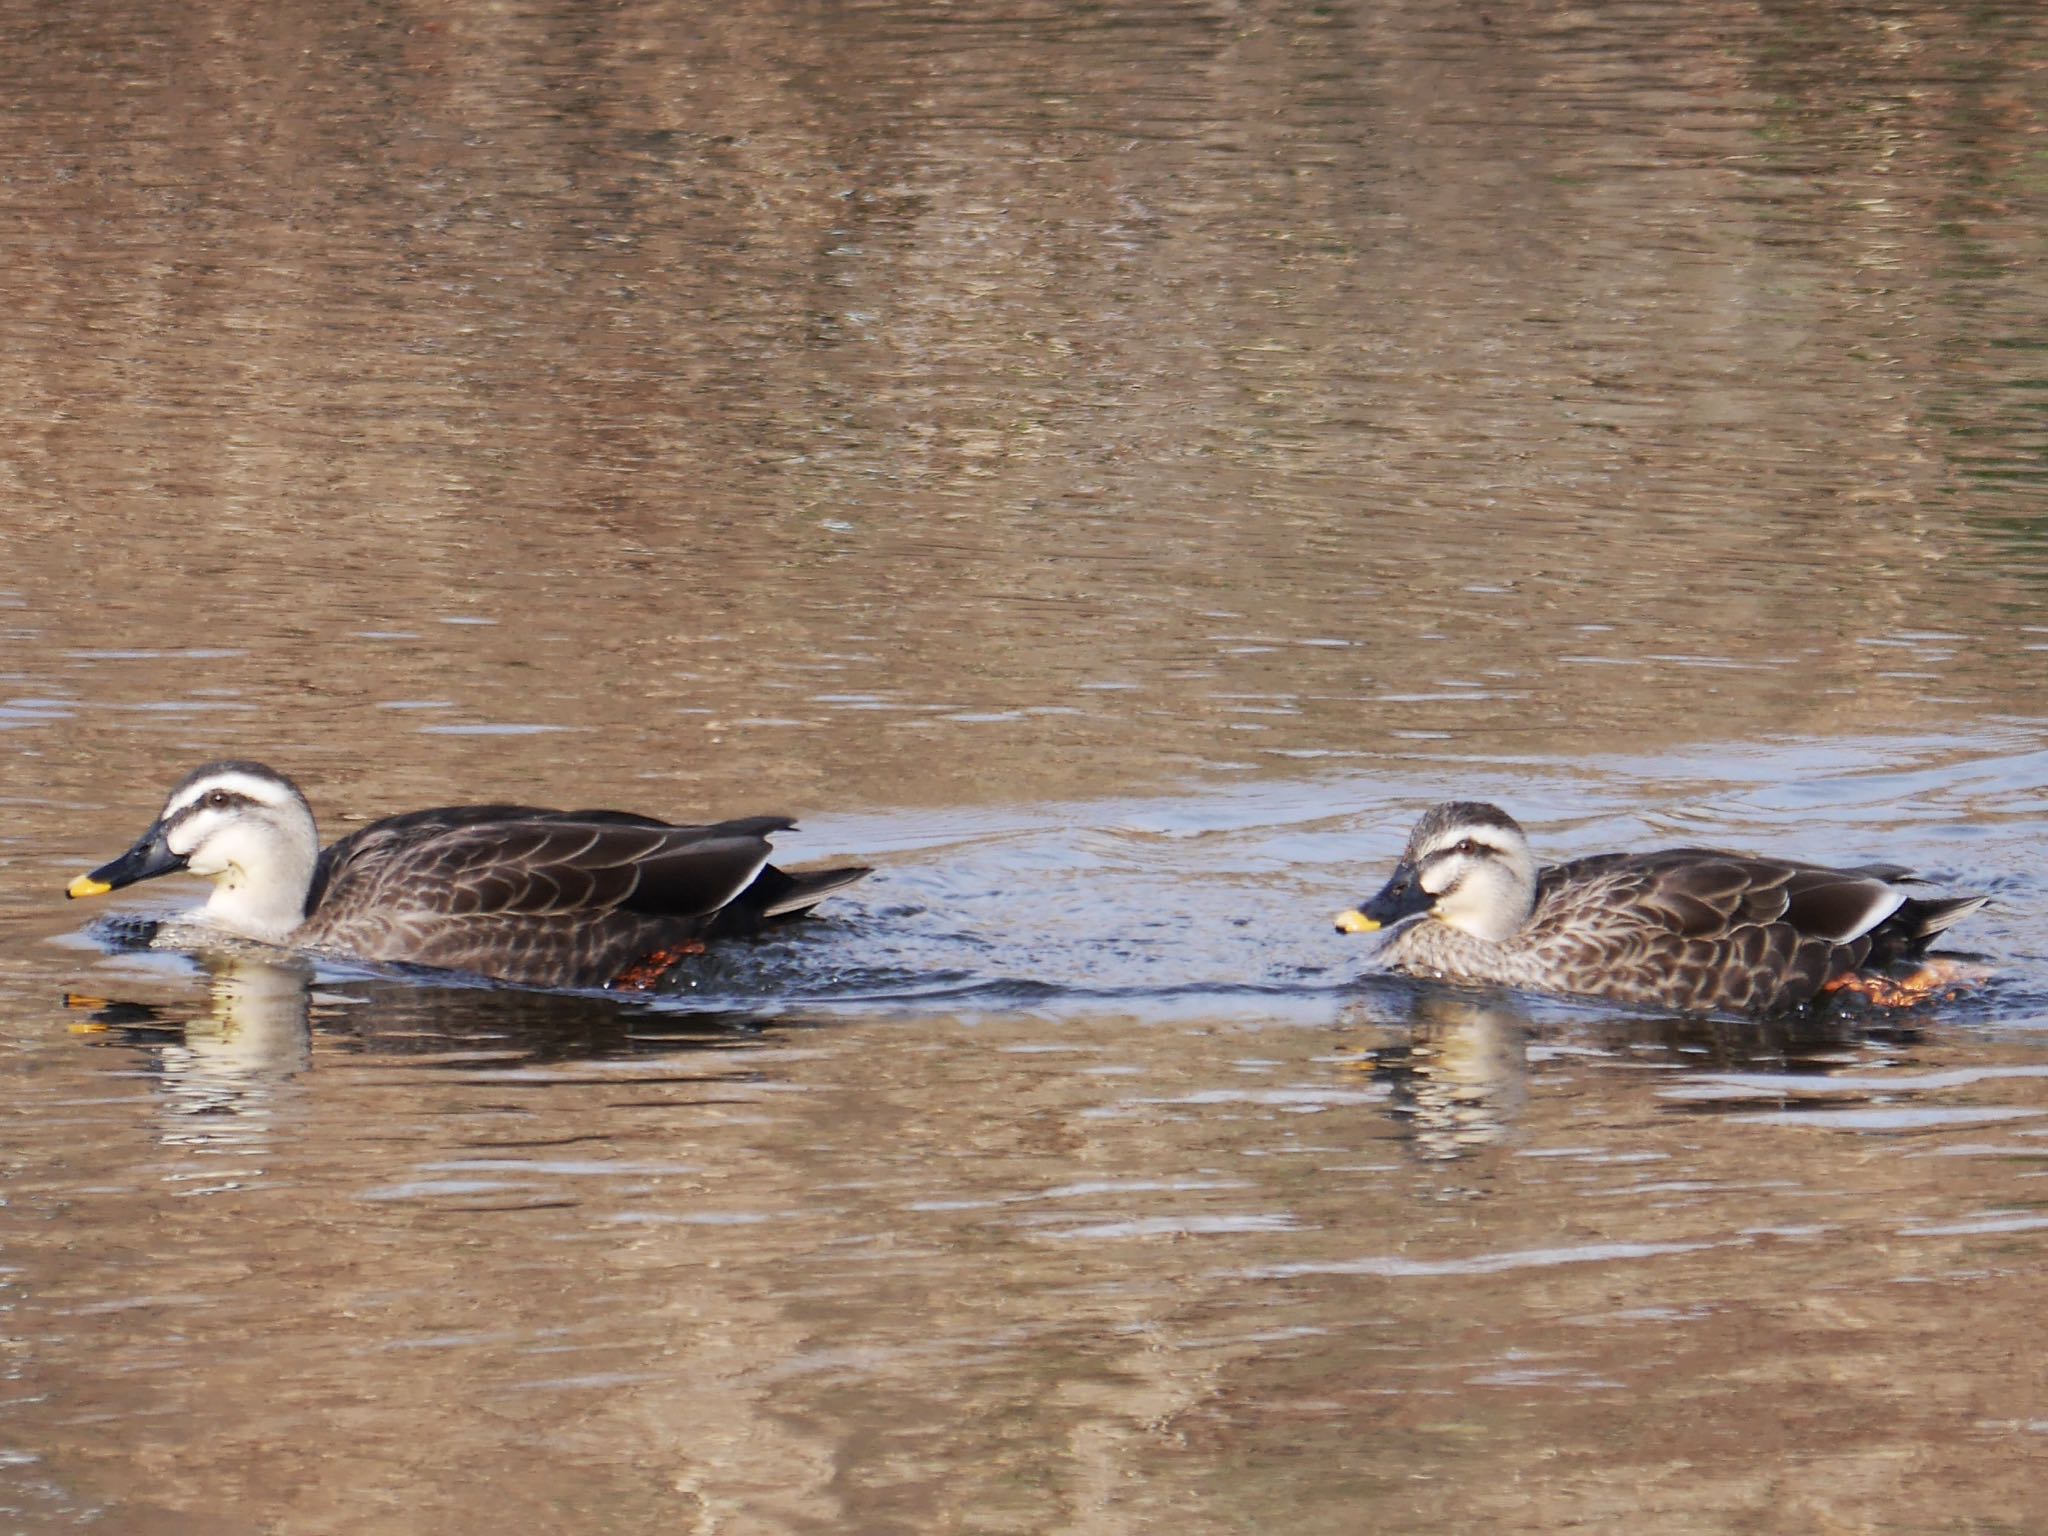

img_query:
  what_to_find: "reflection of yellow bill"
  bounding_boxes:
[67,874,113,899]
[65,992,110,1033]
[1333,909,1380,934]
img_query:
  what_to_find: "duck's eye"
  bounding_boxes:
[1455,839,1482,858]
[205,789,230,809]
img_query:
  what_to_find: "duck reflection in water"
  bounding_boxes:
[1341,976,1945,1163]
[1344,986,1532,1162]
[67,929,802,1124]
[68,949,315,1132]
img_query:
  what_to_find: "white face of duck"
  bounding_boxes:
[1336,801,1540,944]
[1410,811,1540,943]
[72,763,321,943]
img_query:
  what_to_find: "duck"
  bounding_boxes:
[66,760,871,990]
[1333,800,1986,1014]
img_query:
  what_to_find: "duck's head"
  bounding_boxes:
[1335,801,1539,944]
[68,761,320,943]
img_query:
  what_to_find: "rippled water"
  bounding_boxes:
[7,0,2048,1530]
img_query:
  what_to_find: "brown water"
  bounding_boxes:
[7,0,2048,1530]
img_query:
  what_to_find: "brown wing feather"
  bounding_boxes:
[1538,851,1903,946]
[1524,849,1923,1012]
[322,817,778,921]
[311,808,796,910]
[289,802,864,989]
[1778,867,1908,944]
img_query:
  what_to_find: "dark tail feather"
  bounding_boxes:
[713,863,871,934]
[1898,893,1990,950]
[758,863,872,919]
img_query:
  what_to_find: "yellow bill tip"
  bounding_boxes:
[67,874,112,900]
[1334,909,1380,935]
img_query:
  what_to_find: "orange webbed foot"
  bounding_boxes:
[609,941,708,992]
[1822,958,1991,1008]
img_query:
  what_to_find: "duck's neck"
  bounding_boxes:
[1435,861,1538,943]
[198,826,318,944]
[1393,921,1548,990]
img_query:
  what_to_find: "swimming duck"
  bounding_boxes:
[67,761,870,990]
[1334,801,1986,1014]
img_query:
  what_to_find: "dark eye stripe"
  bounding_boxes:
[169,789,257,827]
[1428,838,1499,864]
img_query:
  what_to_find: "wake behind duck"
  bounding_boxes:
[67,761,869,990]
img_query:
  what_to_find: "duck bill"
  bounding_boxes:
[1334,860,1433,934]
[67,823,189,899]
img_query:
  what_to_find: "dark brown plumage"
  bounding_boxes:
[1336,801,1986,1014]
[68,762,870,990]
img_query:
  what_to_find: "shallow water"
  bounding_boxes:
[7,0,2048,1531]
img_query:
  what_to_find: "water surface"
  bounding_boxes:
[6,0,2048,1531]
